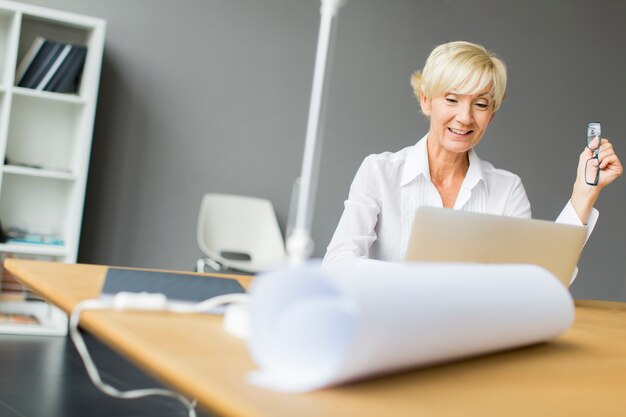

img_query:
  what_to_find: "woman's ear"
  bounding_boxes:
[419,92,430,116]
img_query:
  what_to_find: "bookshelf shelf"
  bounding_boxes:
[0,242,67,257]
[12,85,85,103]
[0,0,105,336]
[3,164,76,180]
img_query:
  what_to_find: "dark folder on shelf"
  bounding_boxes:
[15,37,88,93]
[35,43,72,90]
[43,45,87,93]
[17,39,64,89]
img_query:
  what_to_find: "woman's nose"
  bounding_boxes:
[455,103,473,125]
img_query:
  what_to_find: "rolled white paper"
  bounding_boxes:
[246,262,574,392]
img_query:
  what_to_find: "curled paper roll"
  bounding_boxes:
[246,262,574,393]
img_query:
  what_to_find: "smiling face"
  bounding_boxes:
[420,89,495,155]
[411,42,507,157]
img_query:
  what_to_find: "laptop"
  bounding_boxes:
[404,207,586,287]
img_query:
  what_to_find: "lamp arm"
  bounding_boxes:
[286,0,347,265]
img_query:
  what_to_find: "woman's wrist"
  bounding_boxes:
[570,180,600,224]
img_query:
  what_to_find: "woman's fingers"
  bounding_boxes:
[576,137,623,189]
[587,136,600,150]
[597,139,621,169]
[596,138,623,187]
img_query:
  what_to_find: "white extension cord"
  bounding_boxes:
[69,291,250,417]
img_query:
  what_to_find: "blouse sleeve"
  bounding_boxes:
[323,156,381,265]
[556,201,599,285]
[555,200,598,244]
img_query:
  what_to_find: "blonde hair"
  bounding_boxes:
[411,41,507,112]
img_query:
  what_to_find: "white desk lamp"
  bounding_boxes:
[286,0,348,264]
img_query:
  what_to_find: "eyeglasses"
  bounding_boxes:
[585,122,601,186]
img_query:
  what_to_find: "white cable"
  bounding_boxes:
[69,292,250,417]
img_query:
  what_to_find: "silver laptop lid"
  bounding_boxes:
[404,207,586,286]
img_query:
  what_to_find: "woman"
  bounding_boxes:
[323,41,622,266]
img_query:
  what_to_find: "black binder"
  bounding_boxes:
[17,40,63,89]
[43,45,87,93]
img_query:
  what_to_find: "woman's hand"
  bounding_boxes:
[571,137,623,223]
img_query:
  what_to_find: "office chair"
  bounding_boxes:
[196,193,286,274]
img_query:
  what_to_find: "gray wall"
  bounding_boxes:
[18,0,626,301]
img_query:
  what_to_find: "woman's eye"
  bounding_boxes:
[475,102,489,109]
[445,97,457,103]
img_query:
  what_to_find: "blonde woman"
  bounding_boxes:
[324,41,622,265]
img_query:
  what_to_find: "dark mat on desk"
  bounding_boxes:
[101,268,246,302]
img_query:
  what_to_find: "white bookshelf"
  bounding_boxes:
[0,0,105,336]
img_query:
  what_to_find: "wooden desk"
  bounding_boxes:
[4,259,626,417]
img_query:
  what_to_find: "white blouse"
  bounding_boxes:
[324,134,598,268]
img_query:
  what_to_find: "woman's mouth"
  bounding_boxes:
[448,127,473,136]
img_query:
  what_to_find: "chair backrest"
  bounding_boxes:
[197,193,286,273]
